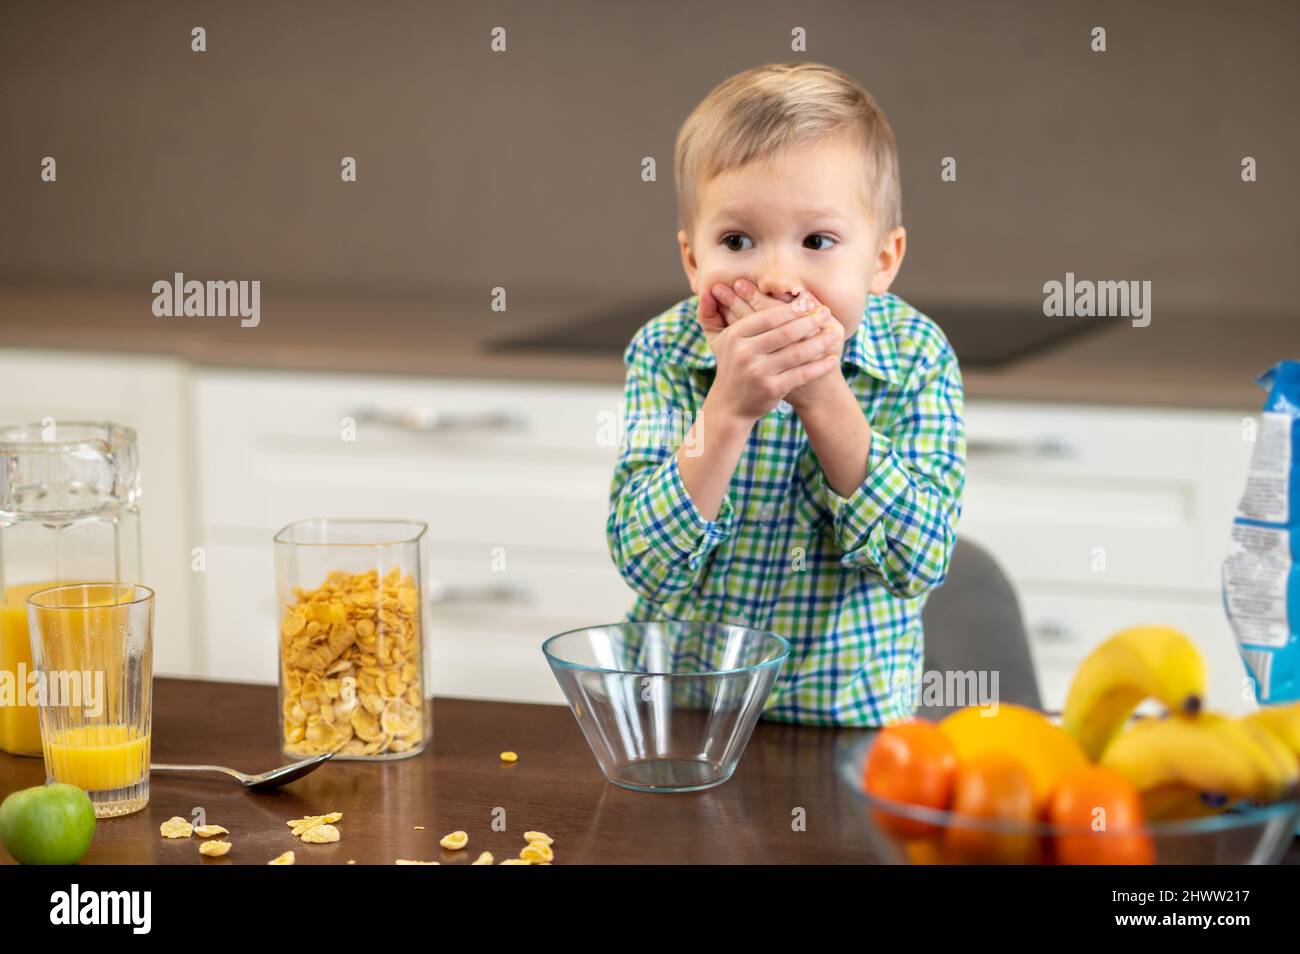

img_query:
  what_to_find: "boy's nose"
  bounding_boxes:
[756,275,802,303]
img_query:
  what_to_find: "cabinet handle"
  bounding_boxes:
[428,580,532,607]
[350,406,527,436]
[1030,619,1076,643]
[966,436,1074,459]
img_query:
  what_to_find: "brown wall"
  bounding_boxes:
[1,0,1296,315]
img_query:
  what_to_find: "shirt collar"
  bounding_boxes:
[672,294,902,385]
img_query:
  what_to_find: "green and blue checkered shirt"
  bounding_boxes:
[606,292,966,726]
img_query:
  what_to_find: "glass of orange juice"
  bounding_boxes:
[26,583,154,818]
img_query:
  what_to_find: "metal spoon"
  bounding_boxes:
[150,752,334,791]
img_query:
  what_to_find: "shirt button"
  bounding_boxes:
[777,400,792,415]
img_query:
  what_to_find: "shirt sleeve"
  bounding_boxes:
[811,335,966,599]
[606,336,736,602]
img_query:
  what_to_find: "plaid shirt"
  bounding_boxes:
[606,292,966,726]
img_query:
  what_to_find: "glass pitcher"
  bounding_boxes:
[0,421,142,756]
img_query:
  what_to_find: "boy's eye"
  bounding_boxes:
[804,234,836,251]
[720,233,753,252]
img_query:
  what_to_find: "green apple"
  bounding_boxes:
[0,783,96,865]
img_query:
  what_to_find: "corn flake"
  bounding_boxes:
[300,823,341,844]
[521,842,553,863]
[160,816,193,839]
[199,840,231,857]
[281,567,424,758]
[439,830,468,850]
[287,811,343,837]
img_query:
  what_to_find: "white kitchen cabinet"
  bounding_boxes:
[0,349,199,676]
[194,370,623,552]
[190,368,1260,712]
[192,369,640,699]
[0,348,1258,713]
[961,402,1253,594]
[962,400,1257,712]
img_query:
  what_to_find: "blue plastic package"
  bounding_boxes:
[1223,359,1300,704]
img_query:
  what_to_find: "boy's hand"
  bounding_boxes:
[711,280,846,411]
[704,287,843,425]
[697,286,731,351]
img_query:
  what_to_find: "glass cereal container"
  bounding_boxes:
[274,519,428,761]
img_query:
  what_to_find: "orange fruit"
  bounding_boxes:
[1048,766,1156,865]
[942,752,1041,864]
[863,719,958,839]
[939,703,1088,812]
[904,837,944,865]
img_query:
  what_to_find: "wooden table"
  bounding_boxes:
[6,679,1299,865]
[0,678,881,864]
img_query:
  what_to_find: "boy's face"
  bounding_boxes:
[678,133,905,338]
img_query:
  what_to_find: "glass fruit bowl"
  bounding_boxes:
[543,621,790,793]
[838,735,1300,864]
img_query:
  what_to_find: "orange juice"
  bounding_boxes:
[44,724,150,792]
[0,582,56,755]
[26,583,154,816]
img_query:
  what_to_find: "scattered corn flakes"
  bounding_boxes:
[268,851,296,865]
[280,567,425,758]
[500,751,518,763]
[300,823,341,844]
[160,817,193,839]
[523,831,553,846]
[199,840,231,857]
[520,842,553,863]
[287,812,343,838]
[193,824,229,838]
[472,851,494,865]
[439,830,468,850]
[499,858,531,865]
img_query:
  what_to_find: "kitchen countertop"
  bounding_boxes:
[1,285,1292,410]
[0,677,882,864]
[2,678,1298,865]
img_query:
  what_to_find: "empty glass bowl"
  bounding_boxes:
[837,735,1300,864]
[543,621,790,793]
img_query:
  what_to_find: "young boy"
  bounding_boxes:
[606,63,966,726]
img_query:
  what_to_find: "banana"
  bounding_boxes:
[1099,714,1269,801]
[1063,625,1206,760]
[1140,783,1230,821]
[1204,713,1298,802]
[1244,702,1300,756]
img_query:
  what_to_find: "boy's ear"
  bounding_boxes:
[869,226,907,295]
[677,229,699,291]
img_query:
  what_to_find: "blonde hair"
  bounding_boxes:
[674,62,901,241]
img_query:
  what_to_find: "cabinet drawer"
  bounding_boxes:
[195,370,626,552]
[962,402,1253,594]
[1017,586,1251,714]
